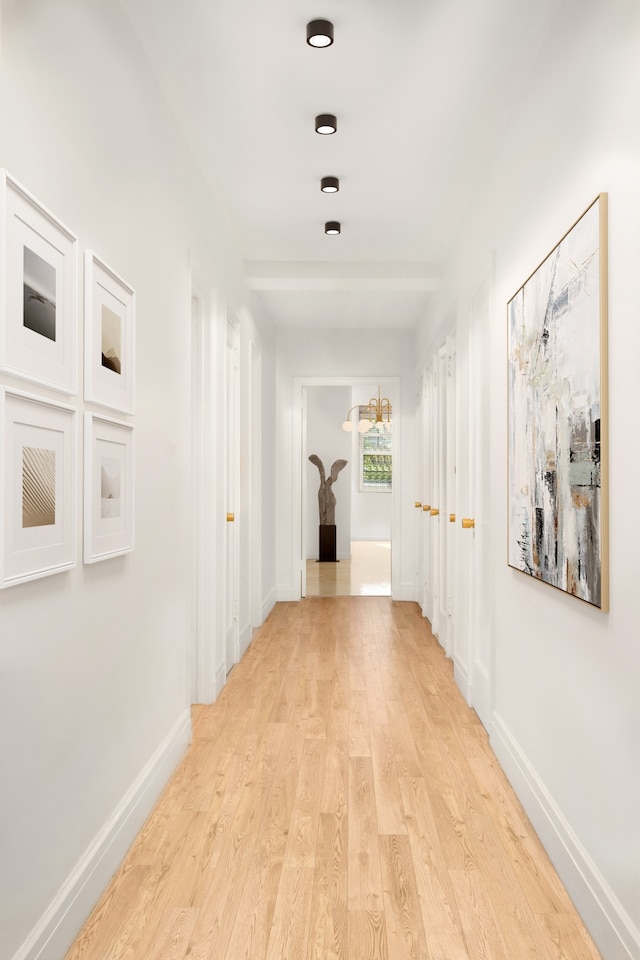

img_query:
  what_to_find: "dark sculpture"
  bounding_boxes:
[308,455,347,525]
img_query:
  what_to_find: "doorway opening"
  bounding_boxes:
[305,539,391,597]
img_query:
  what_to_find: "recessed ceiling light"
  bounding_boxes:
[321,176,340,193]
[325,221,341,235]
[315,114,337,135]
[306,19,334,47]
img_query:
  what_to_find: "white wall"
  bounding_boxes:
[348,383,392,541]
[416,2,640,958]
[250,297,278,620]
[0,2,272,957]
[305,386,352,560]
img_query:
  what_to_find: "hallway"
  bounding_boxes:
[65,599,600,960]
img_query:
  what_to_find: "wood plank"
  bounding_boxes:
[264,738,326,960]
[397,776,462,935]
[348,757,383,912]
[370,724,407,835]
[349,687,372,757]
[348,910,388,960]
[306,811,348,960]
[379,834,429,960]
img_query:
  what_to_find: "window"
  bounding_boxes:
[359,407,392,491]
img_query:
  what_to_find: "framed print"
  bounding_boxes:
[1,388,76,587]
[84,413,134,563]
[0,170,78,393]
[84,251,135,414]
[507,194,608,610]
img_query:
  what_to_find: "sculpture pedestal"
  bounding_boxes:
[318,524,337,562]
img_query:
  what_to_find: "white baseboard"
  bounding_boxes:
[215,661,226,699]
[491,713,640,960]
[277,584,297,602]
[453,657,471,705]
[471,661,492,730]
[396,581,415,601]
[12,709,191,960]
[239,621,252,658]
[262,586,277,622]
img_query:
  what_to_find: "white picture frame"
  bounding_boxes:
[1,388,76,588]
[84,251,135,414]
[0,170,78,394]
[84,413,134,563]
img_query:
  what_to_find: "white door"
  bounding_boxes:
[429,359,442,640]
[190,289,218,704]
[421,368,434,621]
[468,280,492,726]
[444,335,457,657]
[453,279,492,723]
[225,313,240,673]
[454,306,474,701]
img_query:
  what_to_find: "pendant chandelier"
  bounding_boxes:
[342,387,392,432]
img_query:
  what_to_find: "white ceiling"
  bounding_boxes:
[120,0,558,329]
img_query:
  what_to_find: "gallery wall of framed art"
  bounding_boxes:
[0,169,136,586]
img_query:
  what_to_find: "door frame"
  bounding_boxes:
[292,375,402,600]
[224,309,241,673]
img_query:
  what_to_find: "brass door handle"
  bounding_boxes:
[414,501,422,508]
[430,508,439,517]
[449,514,456,523]
[226,513,235,522]
[461,518,475,529]
[422,504,431,512]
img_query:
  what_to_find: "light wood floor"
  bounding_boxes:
[65,599,601,960]
[306,540,391,596]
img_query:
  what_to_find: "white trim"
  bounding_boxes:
[262,586,277,622]
[491,713,640,960]
[398,581,415,601]
[277,584,297,602]
[239,621,252,659]
[215,662,227,700]
[11,710,191,960]
[453,660,471,704]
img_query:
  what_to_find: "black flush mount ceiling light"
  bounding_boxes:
[325,221,341,235]
[315,113,337,135]
[321,176,339,193]
[306,19,334,47]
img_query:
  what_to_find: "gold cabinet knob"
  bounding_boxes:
[414,501,422,508]
[226,513,235,522]
[422,504,431,512]
[449,514,456,523]
[461,518,475,529]
[430,508,439,517]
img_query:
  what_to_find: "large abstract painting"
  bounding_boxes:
[507,194,608,609]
